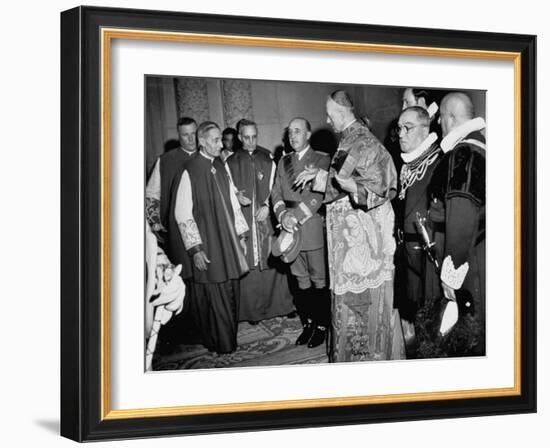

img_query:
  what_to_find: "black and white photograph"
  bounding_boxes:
[144,76,487,371]
[54,3,538,444]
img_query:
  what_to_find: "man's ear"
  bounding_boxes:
[237,134,243,143]
[421,127,430,140]
[307,131,312,141]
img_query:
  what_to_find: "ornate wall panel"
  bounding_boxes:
[174,78,210,124]
[221,79,254,129]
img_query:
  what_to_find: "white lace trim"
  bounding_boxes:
[401,132,438,163]
[179,219,202,250]
[440,255,469,290]
[440,117,486,153]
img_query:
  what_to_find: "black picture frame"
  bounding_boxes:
[60,5,536,442]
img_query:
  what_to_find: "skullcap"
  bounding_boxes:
[330,90,354,108]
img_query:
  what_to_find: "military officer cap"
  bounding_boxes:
[271,227,303,263]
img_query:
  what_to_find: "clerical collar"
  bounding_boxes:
[401,133,438,163]
[199,150,215,162]
[295,145,311,160]
[440,117,486,153]
[180,147,196,156]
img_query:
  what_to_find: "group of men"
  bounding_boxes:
[145,86,486,361]
[394,89,486,356]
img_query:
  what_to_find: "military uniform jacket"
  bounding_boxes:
[271,147,331,251]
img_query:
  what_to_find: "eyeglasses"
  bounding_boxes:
[396,123,425,135]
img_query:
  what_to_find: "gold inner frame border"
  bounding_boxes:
[99,27,522,421]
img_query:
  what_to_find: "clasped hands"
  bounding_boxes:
[254,204,269,222]
[236,190,268,222]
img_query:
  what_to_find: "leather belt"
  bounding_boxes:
[396,228,421,244]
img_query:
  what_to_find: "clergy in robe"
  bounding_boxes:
[146,117,197,239]
[295,90,406,362]
[173,121,249,354]
[227,120,295,323]
[146,117,197,347]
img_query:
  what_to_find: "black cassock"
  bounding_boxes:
[227,148,294,322]
[173,152,249,353]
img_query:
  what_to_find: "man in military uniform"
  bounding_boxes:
[394,106,442,353]
[271,117,331,348]
[428,92,486,355]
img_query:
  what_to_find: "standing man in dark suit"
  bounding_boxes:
[271,117,331,348]
[394,106,442,353]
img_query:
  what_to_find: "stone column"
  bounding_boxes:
[221,79,254,129]
[174,77,210,124]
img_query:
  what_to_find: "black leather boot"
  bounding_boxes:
[307,325,327,348]
[306,287,331,348]
[296,318,314,345]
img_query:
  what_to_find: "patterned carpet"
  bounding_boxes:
[153,314,329,370]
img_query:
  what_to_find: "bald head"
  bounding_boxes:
[439,92,475,137]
